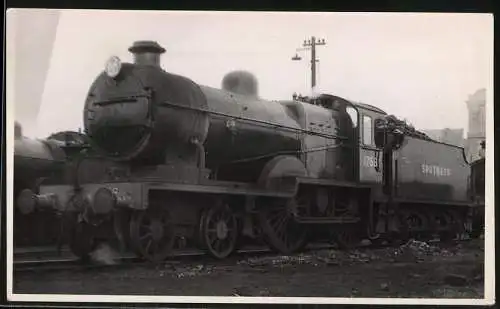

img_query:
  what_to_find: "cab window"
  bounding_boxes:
[363,115,373,145]
[346,107,358,127]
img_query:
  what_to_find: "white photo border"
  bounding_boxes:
[4,9,495,306]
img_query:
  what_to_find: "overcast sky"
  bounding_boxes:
[8,10,493,138]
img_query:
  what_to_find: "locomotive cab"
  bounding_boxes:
[295,94,388,185]
[355,103,387,187]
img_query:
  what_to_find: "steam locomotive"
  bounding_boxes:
[14,122,89,247]
[17,40,485,261]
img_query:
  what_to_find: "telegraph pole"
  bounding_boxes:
[291,36,326,90]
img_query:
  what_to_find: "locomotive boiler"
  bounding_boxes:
[14,122,67,213]
[84,42,303,182]
[23,40,484,262]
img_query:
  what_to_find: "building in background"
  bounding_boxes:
[422,128,465,147]
[422,88,486,162]
[465,88,486,162]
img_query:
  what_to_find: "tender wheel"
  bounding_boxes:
[257,198,308,255]
[470,213,484,239]
[199,202,239,259]
[129,208,175,263]
[400,209,428,240]
[435,211,456,242]
[332,226,361,250]
[69,220,97,262]
[450,210,468,240]
[440,210,467,241]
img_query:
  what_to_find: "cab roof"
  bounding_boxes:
[351,101,387,115]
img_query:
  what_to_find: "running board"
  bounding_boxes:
[293,216,360,225]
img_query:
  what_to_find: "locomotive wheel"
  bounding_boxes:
[470,212,484,239]
[332,226,361,250]
[129,208,175,263]
[198,202,239,259]
[434,211,456,242]
[400,209,427,240]
[448,210,467,240]
[257,199,308,255]
[69,220,97,262]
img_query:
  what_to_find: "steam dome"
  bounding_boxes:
[222,70,259,97]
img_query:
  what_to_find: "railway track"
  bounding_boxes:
[13,235,476,273]
[13,244,336,272]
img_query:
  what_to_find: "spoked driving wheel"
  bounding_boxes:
[257,198,308,255]
[129,208,176,263]
[199,202,239,259]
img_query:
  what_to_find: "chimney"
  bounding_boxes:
[128,40,166,67]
